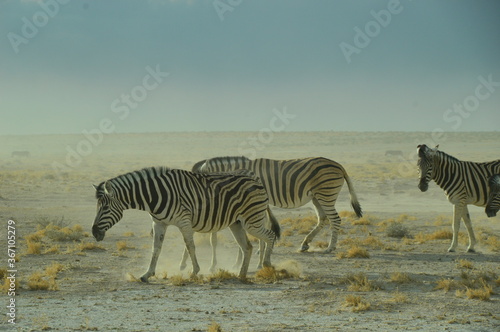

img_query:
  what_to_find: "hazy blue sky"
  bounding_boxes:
[1,0,499,134]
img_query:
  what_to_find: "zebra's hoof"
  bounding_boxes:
[139,276,149,283]
[467,248,476,253]
[447,248,455,253]
[179,264,187,271]
[299,244,309,252]
[322,248,334,254]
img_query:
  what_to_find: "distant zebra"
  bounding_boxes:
[11,151,30,157]
[486,174,500,217]
[385,150,403,157]
[192,156,363,253]
[417,144,500,252]
[92,167,280,281]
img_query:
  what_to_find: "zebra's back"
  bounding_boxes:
[155,169,269,233]
[457,160,500,206]
[250,157,346,208]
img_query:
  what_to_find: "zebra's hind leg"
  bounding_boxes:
[228,222,252,279]
[300,198,332,253]
[462,206,477,253]
[141,221,167,282]
[179,222,200,276]
[179,247,189,271]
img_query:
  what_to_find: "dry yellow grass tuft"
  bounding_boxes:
[207,321,223,332]
[457,259,474,270]
[116,241,135,251]
[397,214,417,222]
[255,262,301,284]
[2,276,18,294]
[77,241,106,251]
[434,214,451,226]
[391,291,409,303]
[45,263,64,277]
[456,285,493,301]
[26,240,42,255]
[427,229,453,240]
[169,274,189,286]
[281,215,318,235]
[43,245,60,254]
[483,235,500,252]
[344,295,371,312]
[341,273,380,292]
[207,269,238,283]
[435,278,460,292]
[389,272,414,284]
[337,246,370,259]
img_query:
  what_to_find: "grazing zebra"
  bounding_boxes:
[417,144,500,252]
[92,166,280,281]
[486,174,500,217]
[192,156,363,253]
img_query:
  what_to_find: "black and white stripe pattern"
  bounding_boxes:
[92,167,280,281]
[192,156,362,253]
[417,144,500,252]
[486,174,500,217]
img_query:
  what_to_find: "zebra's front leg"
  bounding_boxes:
[448,204,464,252]
[179,223,200,276]
[462,206,477,253]
[141,222,167,282]
[209,232,218,273]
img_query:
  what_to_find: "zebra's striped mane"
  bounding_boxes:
[433,149,460,163]
[96,167,172,199]
[207,156,251,163]
[418,144,459,164]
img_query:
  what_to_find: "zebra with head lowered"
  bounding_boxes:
[417,144,500,252]
[92,166,280,281]
[191,156,362,254]
[486,174,500,217]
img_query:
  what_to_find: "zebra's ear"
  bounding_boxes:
[104,181,113,196]
[93,184,98,191]
[434,144,439,150]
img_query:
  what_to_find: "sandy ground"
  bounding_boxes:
[1,131,499,331]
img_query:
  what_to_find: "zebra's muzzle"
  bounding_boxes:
[485,207,498,218]
[418,181,428,192]
[92,225,106,241]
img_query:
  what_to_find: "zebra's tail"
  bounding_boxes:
[344,170,363,218]
[191,159,207,173]
[266,207,281,240]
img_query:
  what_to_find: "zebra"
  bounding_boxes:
[92,166,280,282]
[191,156,363,254]
[417,144,500,252]
[486,174,500,217]
[178,169,274,272]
